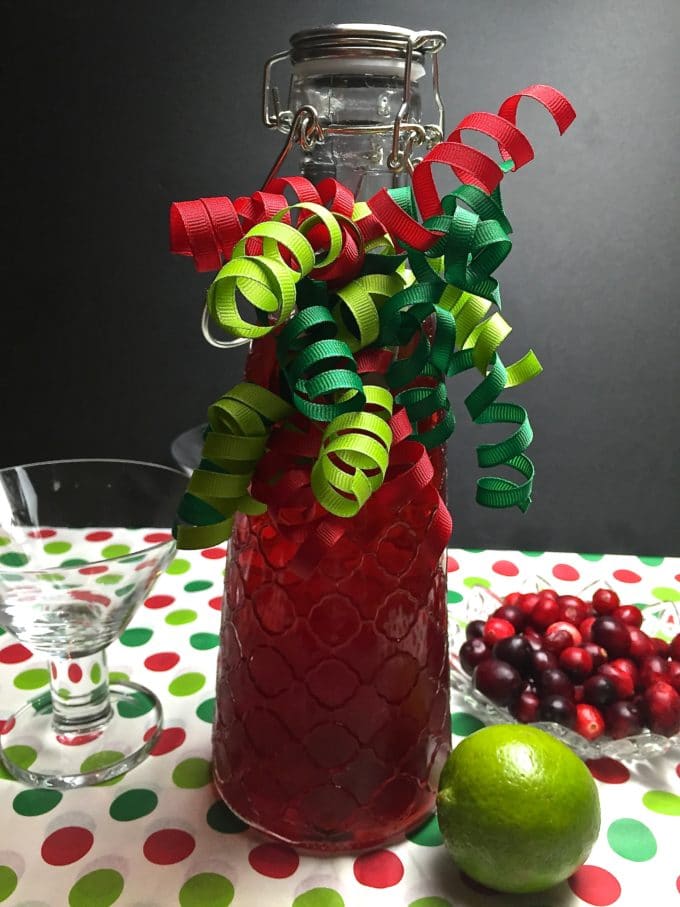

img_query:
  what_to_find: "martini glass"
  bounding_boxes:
[0,459,187,788]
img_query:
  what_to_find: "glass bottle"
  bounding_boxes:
[212,24,451,852]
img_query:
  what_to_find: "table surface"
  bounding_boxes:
[1,541,679,907]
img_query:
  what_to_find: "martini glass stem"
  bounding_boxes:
[48,651,112,734]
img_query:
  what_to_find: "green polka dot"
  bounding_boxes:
[169,672,206,697]
[578,552,604,561]
[293,890,344,907]
[651,586,680,602]
[179,873,234,907]
[0,536,9,546]
[206,800,248,833]
[173,757,212,788]
[119,554,144,564]
[109,671,129,683]
[409,899,452,907]
[642,790,680,816]
[165,609,198,626]
[56,688,71,700]
[190,632,219,650]
[639,555,664,566]
[80,750,124,773]
[520,550,544,557]
[109,788,158,821]
[451,712,485,736]
[196,697,215,723]
[101,544,130,559]
[119,627,153,647]
[463,548,483,554]
[447,590,463,604]
[60,558,88,567]
[0,552,28,567]
[0,627,5,636]
[462,576,491,589]
[44,541,71,555]
[0,745,38,780]
[184,580,213,593]
[166,558,190,575]
[407,812,443,846]
[13,788,62,816]
[96,573,123,585]
[14,667,50,690]
[607,818,657,861]
[114,584,136,598]
[90,663,102,684]
[68,868,124,907]
[0,866,18,902]
[116,690,155,718]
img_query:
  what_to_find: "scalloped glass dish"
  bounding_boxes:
[449,581,680,761]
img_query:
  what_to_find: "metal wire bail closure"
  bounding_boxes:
[201,302,251,349]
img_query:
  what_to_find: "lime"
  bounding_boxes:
[437,724,600,894]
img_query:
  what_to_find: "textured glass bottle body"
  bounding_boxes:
[213,71,451,852]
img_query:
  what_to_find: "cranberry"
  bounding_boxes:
[473,658,523,706]
[599,663,635,699]
[543,628,573,655]
[559,646,594,682]
[582,642,608,671]
[538,588,559,603]
[639,655,669,688]
[575,703,605,740]
[545,620,583,647]
[612,604,643,628]
[628,627,655,661]
[511,690,541,723]
[492,604,526,631]
[540,694,577,728]
[592,588,621,614]
[465,619,486,641]
[643,681,680,737]
[483,617,516,646]
[583,674,618,707]
[670,634,680,661]
[530,598,561,630]
[492,635,532,674]
[592,615,631,658]
[579,616,597,643]
[609,657,640,688]
[530,648,559,675]
[558,595,589,625]
[504,591,522,607]
[652,637,671,658]
[574,684,584,703]
[523,627,544,651]
[517,592,541,615]
[605,700,643,739]
[459,638,491,675]
[538,667,574,699]
[667,661,680,693]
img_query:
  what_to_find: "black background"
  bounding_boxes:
[2,0,679,555]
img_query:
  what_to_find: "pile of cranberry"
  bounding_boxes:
[458,588,680,741]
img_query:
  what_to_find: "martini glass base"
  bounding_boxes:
[0,681,163,789]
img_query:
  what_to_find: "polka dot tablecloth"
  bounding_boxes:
[1,541,679,907]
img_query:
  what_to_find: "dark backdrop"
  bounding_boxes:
[2,0,679,555]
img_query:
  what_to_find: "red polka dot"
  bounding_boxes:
[492,559,519,577]
[144,651,180,672]
[144,594,175,610]
[67,663,83,683]
[69,590,110,607]
[0,643,33,664]
[27,528,56,539]
[612,569,641,584]
[248,843,299,878]
[0,717,16,735]
[144,725,186,756]
[56,732,102,746]
[552,563,580,582]
[447,556,459,572]
[208,596,222,611]
[78,565,108,576]
[144,532,173,543]
[51,662,58,679]
[41,826,94,866]
[569,865,622,906]
[676,875,680,894]
[353,850,404,888]
[201,547,228,560]
[586,757,630,784]
[143,828,195,865]
[85,531,113,542]
[675,763,679,780]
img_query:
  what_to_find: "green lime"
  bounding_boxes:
[437,724,600,894]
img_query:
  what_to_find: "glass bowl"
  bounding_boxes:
[449,582,680,761]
